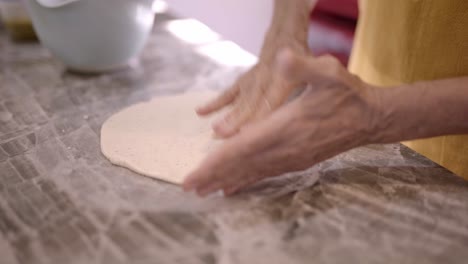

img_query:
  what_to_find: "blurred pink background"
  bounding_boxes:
[310,0,359,65]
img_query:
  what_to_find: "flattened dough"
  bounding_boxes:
[101,91,221,184]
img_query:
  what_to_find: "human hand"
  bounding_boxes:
[184,49,382,196]
[196,0,312,139]
[196,59,300,138]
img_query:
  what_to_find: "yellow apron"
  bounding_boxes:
[349,0,468,179]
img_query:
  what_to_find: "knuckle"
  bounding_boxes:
[317,55,343,79]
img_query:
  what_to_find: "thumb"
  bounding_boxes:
[276,48,337,85]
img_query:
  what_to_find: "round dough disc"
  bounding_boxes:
[101,91,221,184]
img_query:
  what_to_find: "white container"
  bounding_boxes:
[23,0,155,73]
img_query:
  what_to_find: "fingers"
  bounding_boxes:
[182,138,244,192]
[212,78,291,138]
[223,176,260,196]
[196,85,240,116]
[183,125,257,194]
[196,168,251,197]
[183,154,222,192]
[197,181,225,197]
[213,97,271,138]
[184,99,299,197]
[211,96,276,138]
[185,157,258,197]
[212,103,253,138]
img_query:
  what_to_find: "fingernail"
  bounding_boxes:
[199,182,223,197]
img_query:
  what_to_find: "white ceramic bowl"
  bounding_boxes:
[24,0,155,73]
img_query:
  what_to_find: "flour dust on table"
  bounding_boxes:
[101,91,222,184]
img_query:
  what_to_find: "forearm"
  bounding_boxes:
[374,77,468,143]
[260,0,315,63]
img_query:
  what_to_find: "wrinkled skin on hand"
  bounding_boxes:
[196,0,312,139]
[196,61,298,138]
[183,49,382,196]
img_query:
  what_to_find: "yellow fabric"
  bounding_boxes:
[349,0,468,179]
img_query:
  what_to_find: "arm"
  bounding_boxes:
[197,0,316,138]
[375,77,468,143]
[260,0,315,62]
[184,49,468,196]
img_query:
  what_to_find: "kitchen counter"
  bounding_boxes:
[1,12,468,264]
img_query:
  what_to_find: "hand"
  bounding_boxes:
[196,0,312,139]
[183,49,382,196]
[196,59,300,138]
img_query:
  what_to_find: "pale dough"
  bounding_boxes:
[100,91,222,184]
